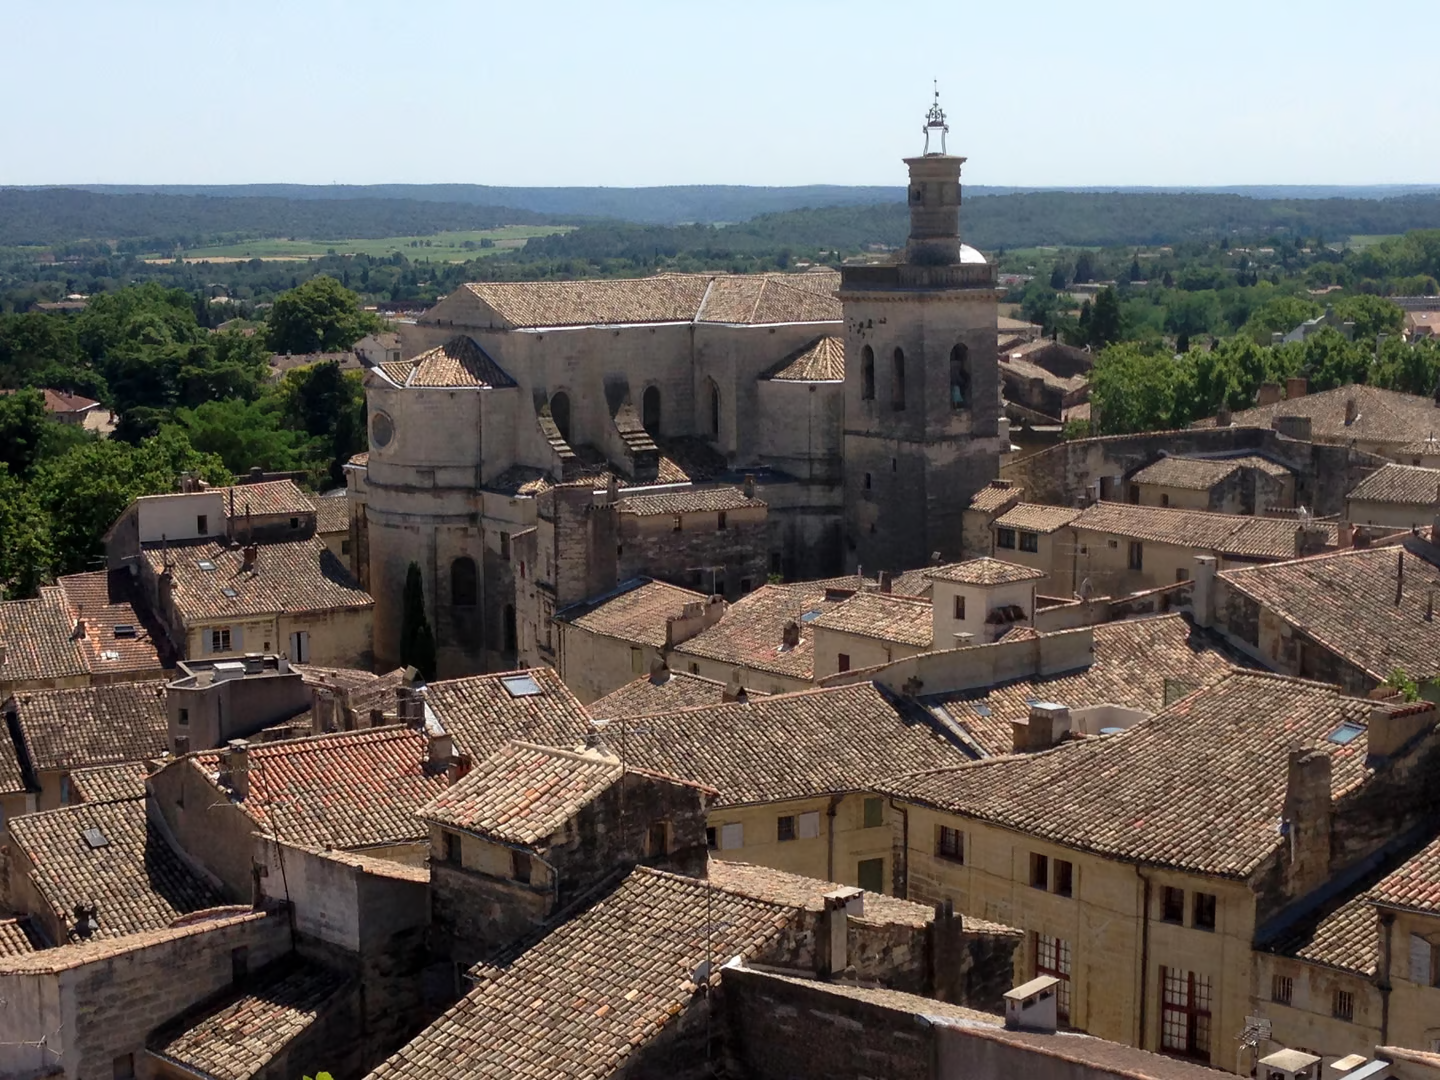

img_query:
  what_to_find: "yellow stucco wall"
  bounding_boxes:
[706,793,894,889]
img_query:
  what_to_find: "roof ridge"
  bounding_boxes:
[501,739,620,769]
[602,679,877,723]
[247,723,417,756]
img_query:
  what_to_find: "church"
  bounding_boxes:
[349,96,1007,676]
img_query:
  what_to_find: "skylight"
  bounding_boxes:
[221,587,239,598]
[1327,721,1366,746]
[112,624,136,638]
[799,609,824,623]
[501,674,542,698]
[82,827,109,850]
[197,559,217,572]
[973,703,993,717]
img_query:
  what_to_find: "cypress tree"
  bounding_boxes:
[400,562,437,680]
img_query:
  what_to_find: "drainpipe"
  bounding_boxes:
[1135,866,1152,1051]
[1378,911,1395,1045]
[888,798,910,899]
[825,793,842,881]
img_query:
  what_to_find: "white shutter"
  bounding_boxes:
[230,626,242,654]
[1410,933,1433,985]
[720,823,744,850]
[798,811,821,839]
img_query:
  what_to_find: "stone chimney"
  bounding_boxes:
[219,739,251,799]
[1012,702,1071,753]
[427,728,454,770]
[781,619,801,650]
[878,571,892,594]
[1338,520,1355,549]
[70,616,87,641]
[743,473,756,499]
[818,887,864,977]
[1215,404,1232,427]
[1190,555,1217,628]
[1367,701,1437,759]
[1257,382,1282,407]
[396,686,425,728]
[369,707,388,729]
[241,543,259,572]
[664,595,726,650]
[1344,397,1358,425]
[722,676,747,703]
[1281,746,1332,898]
[1285,376,1308,400]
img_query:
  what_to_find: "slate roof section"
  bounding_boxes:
[761,335,845,381]
[587,670,766,720]
[9,797,226,940]
[599,682,973,807]
[886,672,1379,877]
[8,680,169,774]
[993,503,1082,534]
[809,591,933,647]
[617,486,765,516]
[1199,384,1440,449]
[925,557,1047,586]
[68,761,150,805]
[419,741,624,844]
[0,917,47,956]
[376,335,518,390]
[1346,462,1440,506]
[422,667,593,764]
[919,615,1237,757]
[149,958,350,1080]
[143,537,372,623]
[1221,542,1440,681]
[198,727,449,850]
[365,865,799,1080]
[1371,832,1440,914]
[556,578,708,651]
[1071,501,1336,560]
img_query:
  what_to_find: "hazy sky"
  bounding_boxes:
[3,0,1435,188]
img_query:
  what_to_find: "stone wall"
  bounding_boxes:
[617,506,769,600]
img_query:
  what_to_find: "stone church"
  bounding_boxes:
[350,97,1006,676]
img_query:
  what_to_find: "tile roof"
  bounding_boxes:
[761,335,845,381]
[999,353,1088,393]
[1371,831,1440,914]
[671,579,862,680]
[214,479,317,518]
[1221,542,1440,681]
[920,615,1238,756]
[422,667,593,765]
[967,481,1025,515]
[0,590,89,684]
[994,503,1082,534]
[889,569,934,598]
[1266,892,1379,976]
[9,797,226,940]
[419,741,624,844]
[149,958,350,1080]
[1130,455,1290,491]
[1201,384,1440,449]
[708,859,955,930]
[313,493,350,534]
[557,578,709,651]
[0,917,47,956]
[365,866,798,1080]
[886,672,1379,877]
[809,591,933,647]
[0,388,101,414]
[598,682,972,807]
[617,486,765,516]
[0,909,267,976]
[1071,501,1336,560]
[345,451,369,469]
[143,537,372,623]
[198,727,449,850]
[68,761,151,805]
[55,570,170,674]
[8,680,169,774]
[587,670,765,720]
[376,335,517,390]
[925,557,1047,586]
[1347,462,1440,506]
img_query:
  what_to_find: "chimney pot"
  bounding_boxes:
[220,739,250,799]
[1285,376,1307,399]
[743,473,756,499]
[1257,382,1282,406]
[241,543,259,572]
[427,729,454,769]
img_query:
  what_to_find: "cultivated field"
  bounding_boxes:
[150,225,574,263]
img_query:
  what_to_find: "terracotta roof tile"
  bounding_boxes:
[55,570,170,674]
[1131,457,1246,490]
[1372,831,1440,914]
[967,481,1025,515]
[1072,501,1335,560]
[925,557,1047,586]
[0,591,89,684]
[617,486,765,516]
[68,761,150,804]
[345,451,369,469]
[9,797,227,940]
[1267,892,1379,976]
[149,958,350,1080]
[994,503,1082,534]
[709,859,974,931]
[761,336,845,381]
[810,591,933,648]
[587,670,766,720]
[1347,462,1440,506]
[999,354,1087,394]
[422,667,592,765]
[143,537,372,623]
[8,680,169,774]
[214,480,316,518]
[0,910,268,975]
[419,741,623,844]
[886,672,1378,877]
[557,578,709,651]
[0,917,47,956]
[1200,384,1440,449]
[377,335,517,390]
[365,866,798,1080]
[313,494,350,534]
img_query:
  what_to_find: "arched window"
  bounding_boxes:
[503,605,517,653]
[549,392,571,443]
[642,386,661,435]
[706,377,721,437]
[949,343,969,409]
[861,345,875,400]
[892,348,906,411]
[451,556,477,607]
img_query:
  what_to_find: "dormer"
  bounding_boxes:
[924,557,1047,646]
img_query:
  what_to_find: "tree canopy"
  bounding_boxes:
[266,276,380,354]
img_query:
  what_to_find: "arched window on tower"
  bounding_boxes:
[861,345,875,400]
[549,392,571,443]
[642,386,661,435]
[451,556,477,607]
[891,347,906,411]
[950,343,969,409]
[706,378,721,438]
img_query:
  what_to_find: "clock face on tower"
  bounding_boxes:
[371,411,395,449]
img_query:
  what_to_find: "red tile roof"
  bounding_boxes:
[925,557,1046,587]
[1372,832,1440,914]
[557,578,708,650]
[418,667,592,768]
[376,335,517,390]
[761,336,845,381]
[588,671,766,720]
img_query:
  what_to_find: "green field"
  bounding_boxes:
[162,225,574,262]
[1339,233,1400,250]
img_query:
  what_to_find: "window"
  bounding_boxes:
[231,945,249,982]
[954,595,966,619]
[1333,989,1355,1022]
[717,511,728,531]
[797,811,820,839]
[642,385,661,434]
[740,578,753,594]
[1030,852,1049,889]
[837,653,850,673]
[857,857,885,893]
[1054,859,1074,898]
[1176,568,1190,583]
[549,391,571,442]
[289,516,300,530]
[1193,892,1217,931]
[777,815,797,842]
[451,556,478,607]
[444,831,461,864]
[1129,483,1140,503]
[863,797,884,828]
[1160,967,1212,1059]
[937,825,964,863]
[1019,531,1039,553]
[1161,886,1185,923]
[631,647,644,674]
[113,1054,136,1080]
[175,736,190,755]
[673,515,683,533]
[707,378,721,437]
[863,472,872,491]
[861,345,875,400]
[289,630,310,664]
[341,539,351,555]
[178,707,189,727]
[996,528,1017,549]
[1035,933,1072,1021]
[1409,932,1437,985]
[689,662,700,675]
[210,627,232,653]
[512,850,533,884]
[949,343,969,409]
[706,826,717,850]
[1271,973,1293,1005]
[1128,541,1144,571]
[647,822,669,857]
[720,822,744,850]
[1160,493,1170,508]
[196,514,208,535]
[891,348,906,410]
[60,774,72,806]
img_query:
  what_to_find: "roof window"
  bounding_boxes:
[799,609,824,623]
[501,673,542,698]
[112,624,136,638]
[100,650,120,662]
[1327,720,1366,745]
[82,827,109,849]
[973,703,993,717]
[197,559,217,572]
[221,587,239,598]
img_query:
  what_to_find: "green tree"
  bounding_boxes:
[277,362,367,484]
[1088,286,1123,348]
[168,399,318,478]
[1332,295,1405,342]
[399,562,437,680]
[266,276,381,354]
[1373,336,1440,396]
[1088,342,1182,434]
[1048,265,1067,290]
[1302,328,1371,392]
[1129,256,1143,282]
[0,466,54,599]
[0,389,53,477]
[1073,251,1097,284]
[1241,295,1322,344]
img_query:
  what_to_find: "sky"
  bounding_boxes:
[2,0,1436,189]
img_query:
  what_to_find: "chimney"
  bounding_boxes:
[1257,382,1282,406]
[448,753,472,784]
[743,473,756,499]
[71,616,87,641]
[1190,554,1217,628]
[241,543,259,572]
[220,739,250,799]
[427,728,454,770]
[878,570,892,594]
[1294,524,1329,558]
[1012,701,1071,753]
[722,676,746,703]
[606,474,618,505]
[1281,745,1332,897]
[1344,396,1358,425]
[1004,976,1060,1034]
[1338,520,1354,549]
[369,707,387,729]
[1215,404,1232,427]
[818,887,864,977]
[1285,376,1307,400]
[781,619,801,650]
[1367,701,1437,759]
[396,686,425,727]
[952,631,975,649]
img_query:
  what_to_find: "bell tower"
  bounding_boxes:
[840,88,1006,573]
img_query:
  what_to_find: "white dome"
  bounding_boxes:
[959,244,987,265]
